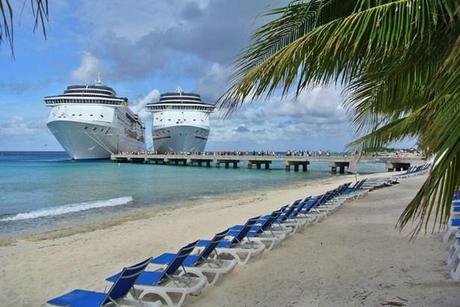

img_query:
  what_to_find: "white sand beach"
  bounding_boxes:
[0,173,458,306]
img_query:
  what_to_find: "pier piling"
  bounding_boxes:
[386,161,411,172]
[111,154,422,174]
[330,161,350,174]
[284,160,309,172]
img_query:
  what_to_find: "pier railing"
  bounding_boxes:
[111,153,425,173]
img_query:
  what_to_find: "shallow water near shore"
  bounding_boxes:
[0,151,385,239]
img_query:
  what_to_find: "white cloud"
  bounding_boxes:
[207,86,352,150]
[72,1,276,81]
[0,116,44,136]
[70,51,102,83]
[75,1,208,42]
[130,89,160,120]
[195,63,232,102]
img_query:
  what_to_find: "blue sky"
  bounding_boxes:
[0,0,404,152]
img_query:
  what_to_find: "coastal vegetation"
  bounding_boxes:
[220,0,460,235]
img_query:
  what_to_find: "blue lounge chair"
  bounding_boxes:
[282,197,324,225]
[232,206,288,231]
[106,241,207,307]
[151,229,237,286]
[452,204,460,216]
[246,200,303,234]
[297,196,325,218]
[442,218,460,243]
[334,180,368,201]
[195,216,264,265]
[447,232,460,266]
[343,180,366,194]
[47,257,156,307]
[228,207,289,250]
[266,199,318,232]
[316,184,353,212]
[448,233,460,280]
[300,193,333,219]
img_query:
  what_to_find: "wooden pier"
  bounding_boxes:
[111,153,424,174]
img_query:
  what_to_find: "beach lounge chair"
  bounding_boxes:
[298,193,336,221]
[442,218,460,243]
[298,195,330,218]
[47,257,158,307]
[397,163,431,178]
[448,232,460,280]
[319,186,346,207]
[343,179,368,197]
[151,229,237,286]
[450,257,460,281]
[106,241,207,307]
[396,166,417,178]
[262,200,311,233]
[451,204,460,217]
[447,232,460,267]
[228,208,289,250]
[195,216,265,265]
[314,185,352,212]
[285,196,327,225]
[247,204,296,235]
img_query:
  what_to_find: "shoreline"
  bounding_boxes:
[0,171,408,306]
[0,171,387,246]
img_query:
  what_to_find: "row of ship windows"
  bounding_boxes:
[154,118,204,122]
[66,89,113,95]
[70,114,104,118]
[151,106,211,110]
[48,99,124,105]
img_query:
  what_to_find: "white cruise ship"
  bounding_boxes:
[146,89,214,153]
[44,79,145,160]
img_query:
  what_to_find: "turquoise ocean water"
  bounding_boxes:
[0,151,385,239]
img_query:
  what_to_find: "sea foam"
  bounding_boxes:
[0,196,133,222]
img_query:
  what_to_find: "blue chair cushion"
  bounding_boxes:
[47,289,107,307]
[452,218,460,227]
[230,222,265,230]
[227,229,259,237]
[107,271,163,286]
[152,253,200,267]
[196,239,232,248]
[342,188,355,194]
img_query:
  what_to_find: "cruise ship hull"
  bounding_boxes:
[153,125,209,153]
[47,120,145,160]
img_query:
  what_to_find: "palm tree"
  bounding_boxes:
[220,0,459,236]
[0,0,48,54]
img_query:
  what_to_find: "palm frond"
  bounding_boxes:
[348,105,427,153]
[0,0,48,55]
[220,0,457,111]
[221,0,460,235]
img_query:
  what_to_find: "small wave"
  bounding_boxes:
[0,196,133,222]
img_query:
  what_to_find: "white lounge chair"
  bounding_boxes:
[442,217,460,243]
[106,241,207,307]
[195,216,265,265]
[151,230,237,286]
